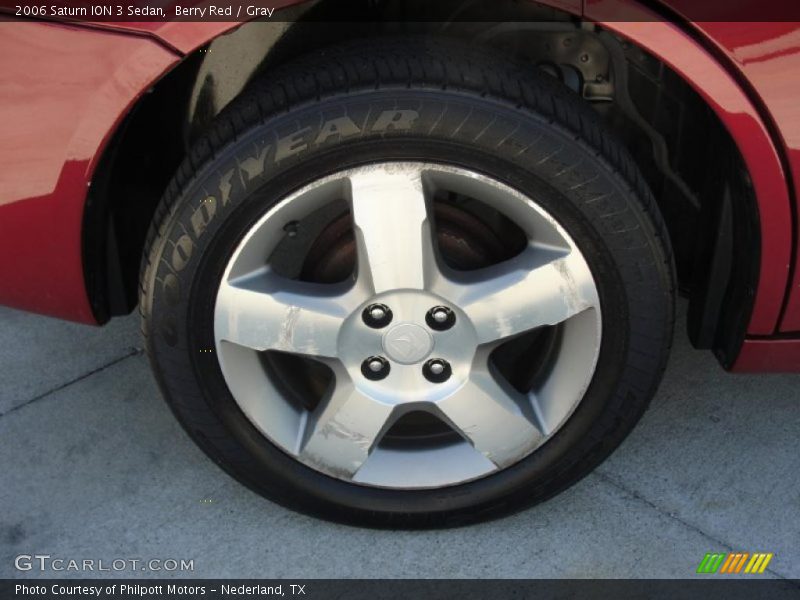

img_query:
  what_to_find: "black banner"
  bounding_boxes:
[3,580,800,600]
[2,0,800,23]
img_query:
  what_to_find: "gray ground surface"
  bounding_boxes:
[1,304,798,579]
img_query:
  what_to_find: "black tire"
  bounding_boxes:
[140,38,675,527]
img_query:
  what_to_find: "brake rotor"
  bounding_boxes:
[301,201,511,283]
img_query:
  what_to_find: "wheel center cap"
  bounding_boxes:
[382,323,434,365]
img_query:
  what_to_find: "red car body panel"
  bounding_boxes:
[1,1,799,370]
[730,338,800,373]
[0,21,178,322]
[702,24,800,333]
[584,10,794,338]
[84,20,243,54]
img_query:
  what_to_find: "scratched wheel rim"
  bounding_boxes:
[213,163,602,489]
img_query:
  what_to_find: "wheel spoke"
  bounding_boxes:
[348,165,437,293]
[435,364,544,468]
[215,269,356,358]
[299,374,395,479]
[442,246,598,344]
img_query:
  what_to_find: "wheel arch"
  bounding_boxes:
[83,0,791,369]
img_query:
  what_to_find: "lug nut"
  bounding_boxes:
[362,356,390,380]
[362,303,392,328]
[426,306,456,331]
[423,358,452,383]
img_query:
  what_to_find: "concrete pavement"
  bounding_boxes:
[1,304,798,579]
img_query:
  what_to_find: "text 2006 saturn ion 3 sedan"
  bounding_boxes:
[2,0,799,526]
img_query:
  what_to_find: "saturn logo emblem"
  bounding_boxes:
[382,323,434,364]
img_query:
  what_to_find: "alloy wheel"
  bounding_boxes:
[214,162,602,489]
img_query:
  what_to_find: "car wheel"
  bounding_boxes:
[140,38,674,527]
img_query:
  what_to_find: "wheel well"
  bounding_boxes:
[84,0,758,364]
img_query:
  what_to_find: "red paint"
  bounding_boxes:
[586,1,794,337]
[667,20,800,332]
[0,21,177,322]
[731,339,800,372]
[641,5,800,332]
[703,24,800,333]
[84,21,245,54]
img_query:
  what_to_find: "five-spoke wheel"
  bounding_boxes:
[214,164,601,488]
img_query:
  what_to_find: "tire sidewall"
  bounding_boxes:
[143,88,671,526]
